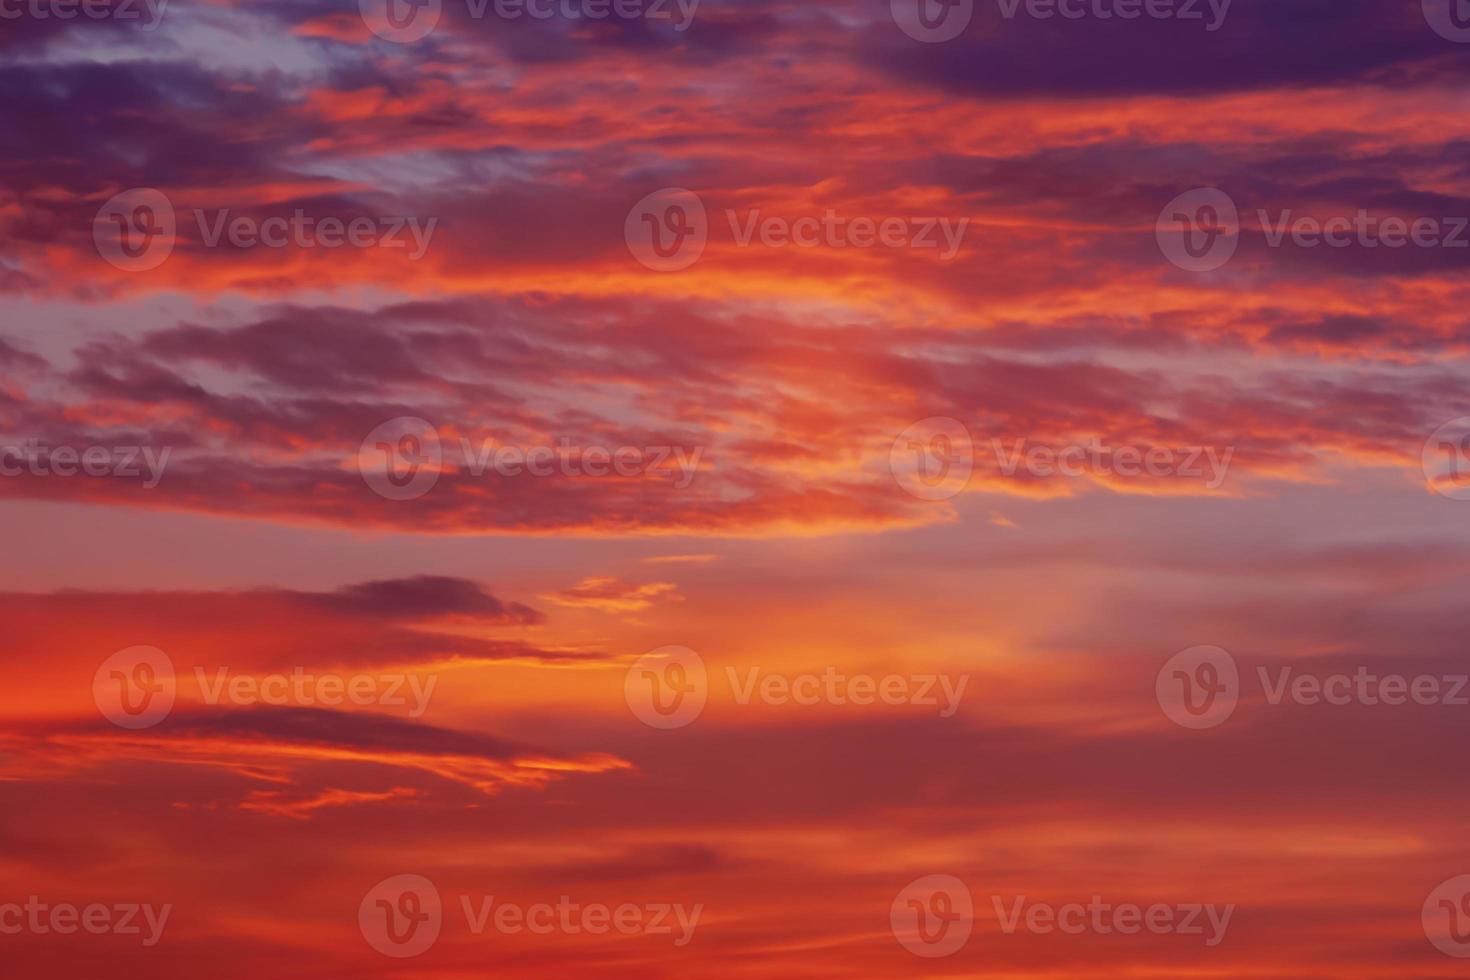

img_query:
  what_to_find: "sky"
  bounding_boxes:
[4,0,1470,976]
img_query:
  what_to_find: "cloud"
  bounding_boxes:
[541,575,683,613]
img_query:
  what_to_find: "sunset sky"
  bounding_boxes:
[4,0,1470,976]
